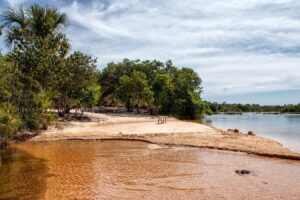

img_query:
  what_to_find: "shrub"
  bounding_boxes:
[0,103,22,142]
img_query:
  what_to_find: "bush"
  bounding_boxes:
[25,111,57,130]
[22,91,57,130]
[0,103,22,142]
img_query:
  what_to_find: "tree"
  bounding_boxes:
[170,68,207,119]
[0,55,18,102]
[54,51,99,116]
[0,103,22,144]
[117,71,154,113]
[1,4,69,89]
[99,59,165,106]
[76,84,101,115]
[99,59,139,105]
[152,72,175,114]
[99,59,209,119]
[0,4,68,130]
[2,4,67,44]
[0,55,22,142]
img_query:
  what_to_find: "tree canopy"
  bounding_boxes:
[207,102,300,114]
[99,59,210,119]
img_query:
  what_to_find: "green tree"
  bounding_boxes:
[76,84,101,115]
[152,73,175,114]
[99,59,139,105]
[1,4,69,89]
[170,68,207,119]
[0,55,19,102]
[54,51,99,116]
[99,59,165,106]
[117,71,154,113]
[1,4,68,130]
[0,103,22,144]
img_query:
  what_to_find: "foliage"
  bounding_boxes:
[2,4,69,88]
[77,85,101,113]
[0,103,22,141]
[54,51,99,116]
[0,5,99,143]
[152,73,174,114]
[0,55,19,102]
[207,102,300,114]
[100,59,209,119]
[117,71,154,113]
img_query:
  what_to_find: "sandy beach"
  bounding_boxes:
[31,112,300,160]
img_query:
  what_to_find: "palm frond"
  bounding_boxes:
[28,4,68,37]
[0,5,26,28]
[46,6,68,30]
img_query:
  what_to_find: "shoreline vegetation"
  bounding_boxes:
[207,102,300,114]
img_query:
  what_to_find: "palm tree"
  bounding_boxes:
[1,4,68,47]
[0,4,69,88]
[28,4,68,37]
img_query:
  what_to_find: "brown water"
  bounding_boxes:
[1,140,300,200]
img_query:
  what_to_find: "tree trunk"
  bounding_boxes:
[126,100,133,112]
[137,102,140,114]
[75,108,79,116]
[65,104,70,114]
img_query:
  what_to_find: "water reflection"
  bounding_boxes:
[0,147,48,200]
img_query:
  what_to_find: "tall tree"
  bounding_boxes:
[117,71,154,113]
[1,4,69,89]
[1,4,69,129]
[54,51,99,116]
[152,73,175,114]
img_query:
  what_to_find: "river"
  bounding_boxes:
[205,114,300,152]
[0,140,299,199]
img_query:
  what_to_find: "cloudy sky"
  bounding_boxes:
[1,0,300,105]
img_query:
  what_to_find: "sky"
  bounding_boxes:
[1,0,300,105]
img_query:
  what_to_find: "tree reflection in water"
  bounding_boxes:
[0,147,48,200]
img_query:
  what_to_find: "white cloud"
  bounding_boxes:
[1,0,300,104]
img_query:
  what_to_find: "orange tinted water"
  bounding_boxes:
[1,140,300,200]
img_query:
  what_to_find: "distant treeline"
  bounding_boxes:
[207,102,300,114]
[0,5,210,143]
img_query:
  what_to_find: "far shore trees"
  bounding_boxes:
[207,102,300,114]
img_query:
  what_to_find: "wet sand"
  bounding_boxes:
[32,112,300,160]
[4,140,300,200]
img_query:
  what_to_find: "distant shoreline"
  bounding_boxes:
[211,112,300,115]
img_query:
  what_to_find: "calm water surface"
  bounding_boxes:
[205,114,300,152]
[0,140,300,200]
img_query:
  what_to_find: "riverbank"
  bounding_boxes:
[27,112,300,160]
